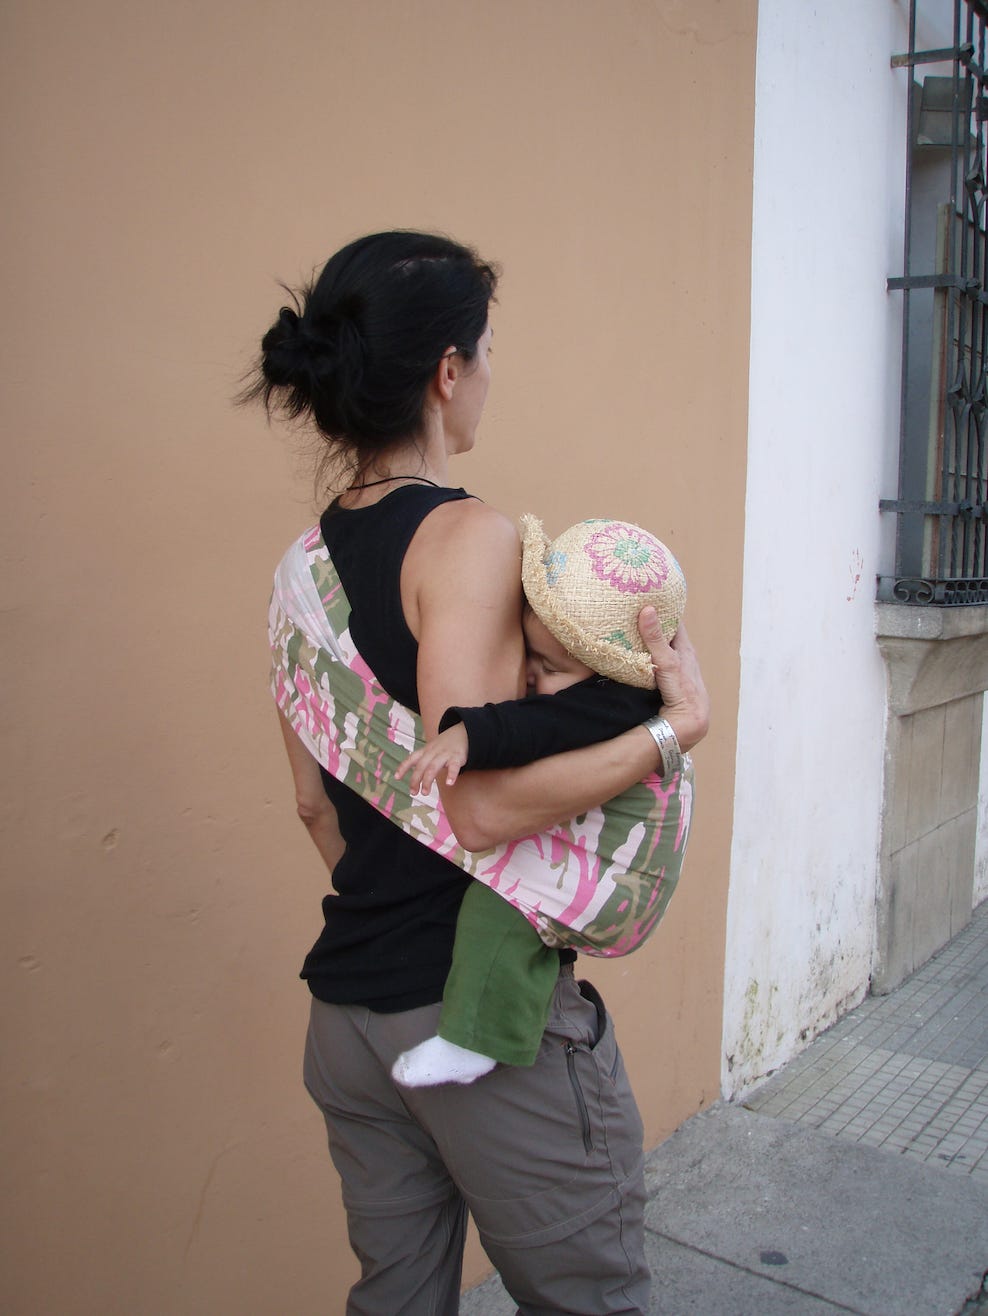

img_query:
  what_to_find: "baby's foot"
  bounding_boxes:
[391,1036,497,1087]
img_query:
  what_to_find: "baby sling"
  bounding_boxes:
[269,524,693,956]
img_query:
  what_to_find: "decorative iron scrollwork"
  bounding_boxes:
[943,578,988,603]
[892,577,937,604]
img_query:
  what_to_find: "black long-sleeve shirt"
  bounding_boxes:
[439,676,661,771]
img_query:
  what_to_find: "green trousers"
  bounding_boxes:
[438,881,561,1066]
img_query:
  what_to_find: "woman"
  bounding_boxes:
[248,230,709,1315]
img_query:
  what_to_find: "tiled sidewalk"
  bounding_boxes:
[746,898,988,1183]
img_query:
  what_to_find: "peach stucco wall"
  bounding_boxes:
[1,1,755,1310]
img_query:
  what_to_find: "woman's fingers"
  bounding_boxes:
[638,607,711,752]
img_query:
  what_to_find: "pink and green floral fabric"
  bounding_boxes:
[269,525,694,956]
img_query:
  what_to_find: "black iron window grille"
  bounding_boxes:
[883,0,988,604]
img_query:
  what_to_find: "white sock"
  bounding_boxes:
[391,1035,497,1088]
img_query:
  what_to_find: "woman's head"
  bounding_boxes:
[520,515,687,689]
[244,231,498,468]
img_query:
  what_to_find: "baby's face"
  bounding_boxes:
[523,608,594,696]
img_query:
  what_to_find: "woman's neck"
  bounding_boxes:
[340,439,450,507]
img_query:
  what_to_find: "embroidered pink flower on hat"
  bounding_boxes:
[586,523,670,594]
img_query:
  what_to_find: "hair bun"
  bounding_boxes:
[259,304,311,389]
[278,305,301,333]
[259,301,366,417]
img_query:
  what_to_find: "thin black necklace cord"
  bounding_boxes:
[348,474,441,491]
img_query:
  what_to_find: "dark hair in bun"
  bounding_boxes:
[242,231,498,463]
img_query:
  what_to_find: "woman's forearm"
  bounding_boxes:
[440,723,661,851]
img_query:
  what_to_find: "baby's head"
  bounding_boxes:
[520,515,686,696]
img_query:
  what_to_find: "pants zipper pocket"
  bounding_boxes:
[565,1044,593,1154]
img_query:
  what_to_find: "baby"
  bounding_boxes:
[393,515,688,1087]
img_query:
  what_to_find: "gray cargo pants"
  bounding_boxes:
[303,967,650,1316]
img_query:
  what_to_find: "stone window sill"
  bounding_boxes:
[876,604,988,715]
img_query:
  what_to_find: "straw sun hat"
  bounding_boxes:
[520,515,686,689]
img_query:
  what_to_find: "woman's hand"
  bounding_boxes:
[638,608,710,753]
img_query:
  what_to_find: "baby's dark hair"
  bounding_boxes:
[241,231,498,466]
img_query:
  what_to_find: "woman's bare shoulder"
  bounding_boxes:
[409,497,521,583]
[418,495,519,549]
[401,496,522,647]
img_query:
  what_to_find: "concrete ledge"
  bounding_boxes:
[877,627,988,714]
[876,602,988,641]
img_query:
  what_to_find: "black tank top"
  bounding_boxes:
[299,484,476,1012]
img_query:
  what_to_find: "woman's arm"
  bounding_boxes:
[405,502,709,851]
[397,680,659,792]
[277,709,346,873]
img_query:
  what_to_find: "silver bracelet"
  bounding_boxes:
[643,715,684,778]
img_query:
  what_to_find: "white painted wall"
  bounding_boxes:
[723,0,911,1097]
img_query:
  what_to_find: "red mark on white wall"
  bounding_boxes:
[847,549,863,602]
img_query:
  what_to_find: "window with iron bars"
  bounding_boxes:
[883,0,988,604]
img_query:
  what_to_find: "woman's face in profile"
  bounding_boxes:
[446,322,493,454]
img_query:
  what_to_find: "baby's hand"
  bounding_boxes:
[395,722,470,794]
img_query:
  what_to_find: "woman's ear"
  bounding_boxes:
[434,348,459,402]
